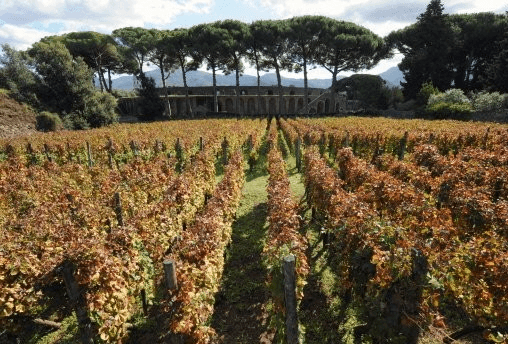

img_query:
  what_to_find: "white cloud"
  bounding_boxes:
[0,24,52,50]
[1,0,506,68]
[362,20,413,38]
[447,0,508,13]
[251,0,508,37]
[242,0,428,38]
[258,0,351,18]
[0,0,214,49]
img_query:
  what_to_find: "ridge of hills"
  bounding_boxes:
[106,67,404,91]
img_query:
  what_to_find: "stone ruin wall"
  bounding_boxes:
[117,85,360,118]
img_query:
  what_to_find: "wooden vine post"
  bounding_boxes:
[66,142,73,163]
[175,138,184,172]
[44,143,52,163]
[427,133,434,144]
[199,136,204,151]
[163,259,178,290]
[26,143,36,165]
[248,134,253,152]
[482,127,490,150]
[140,289,148,316]
[86,141,93,167]
[114,192,123,227]
[398,131,408,161]
[108,151,114,169]
[61,261,93,344]
[130,140,138,156]
[283,255,299,344]
[154,139,160,154]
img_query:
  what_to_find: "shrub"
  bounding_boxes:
[62,113,90,130]
[83,92,118,128]
[417,81,439,106]
[426,101,473,119]
[428,88,471,106]
[36,111,63,132]
[472,91,507,113]
[425,89,473,119]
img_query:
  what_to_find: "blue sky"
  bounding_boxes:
[1,0,507,79]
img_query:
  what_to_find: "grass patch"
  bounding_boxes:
[30,315,80,344]
[210,156,271,343]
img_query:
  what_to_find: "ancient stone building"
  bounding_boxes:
[117,85,358,118]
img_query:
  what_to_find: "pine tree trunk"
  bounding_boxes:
[275,62,284,115]
[160,66,171,117]
[182,66,191,117]
[256,55,261,116]
[236,66,241,115]
[213,66,218,113]
[303,59,309,114]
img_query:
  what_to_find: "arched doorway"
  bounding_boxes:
[297,98,304,111]
[317,101,324,113]
[288,98,296,114]
[239,99,245,114]
[269,98,276,114]
[259,98,266,114]
[226,98,234,113]
[247,98,255,114]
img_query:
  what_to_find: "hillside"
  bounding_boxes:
[379,66,405,87]
[0,91,37,139]
[107,70,334,90]
[106,67,404,91]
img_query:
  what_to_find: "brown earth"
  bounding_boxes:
[0,92,37,139]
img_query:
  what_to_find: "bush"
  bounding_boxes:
[83,92,118,127]
[59,91,117,130]
[426,101,473,119]
[428,88,471,106]
[36,111,63,131]
[62,113,90,130]
[425,89,473,119]
[472,91,507,113]
[417,81,439,106]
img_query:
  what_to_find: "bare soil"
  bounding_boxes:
[0,92,37,139]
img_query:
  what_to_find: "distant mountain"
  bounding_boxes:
[107,69,332,90]
[379,66,405,87]
[106,66,404,90]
